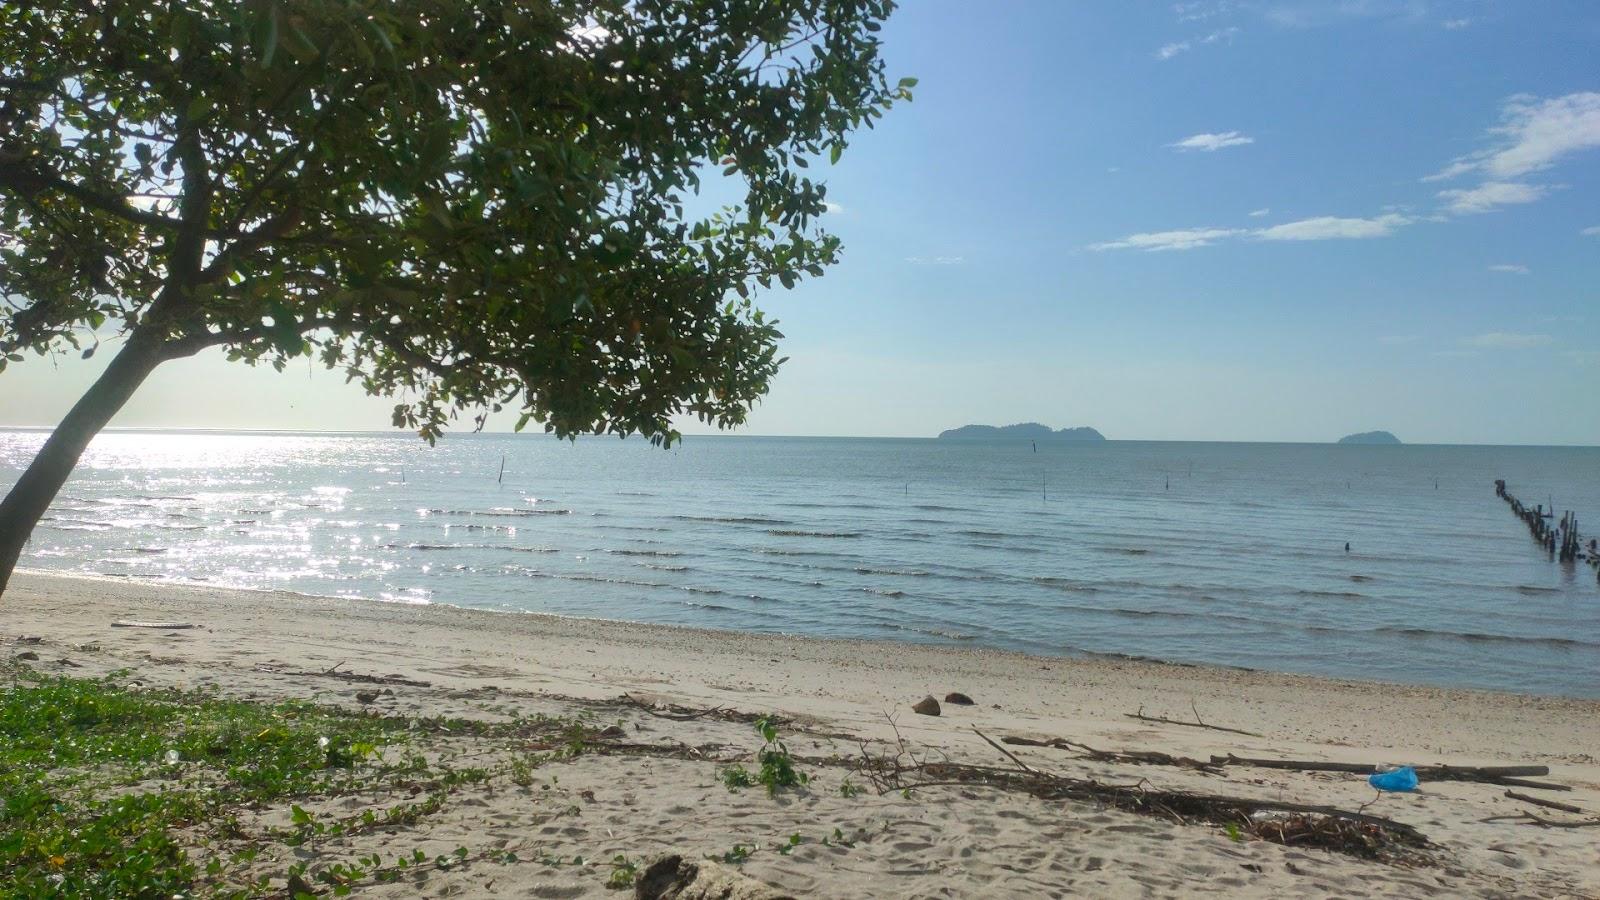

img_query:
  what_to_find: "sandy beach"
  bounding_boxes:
[5,570,1599,898]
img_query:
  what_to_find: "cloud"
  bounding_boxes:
[1248,208,1271,217]
[1442,18,1471,29]
[1170,131,1255,152]
[1253,213,1411,241]
[1482,93,1600,178]
[1582,226,1600,238]
[1173,1,1236,22]
[1089,227,1245,252]
[1423,93,1600,215]
[1092,211,1414,251]
[1436,181,1547,214]
[1465,332,1553,349]
[822,201,845,214]
[1156,26,1239,59]
[905,256,965,265]
[1421,160,1477,182]
[1487,264,1529,274]
[1157,40,1192,59]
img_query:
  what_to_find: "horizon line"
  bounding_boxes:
[0,424,1594,449]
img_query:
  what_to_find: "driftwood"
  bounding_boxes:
[854,718,1428,861]
[1209,754,1565,789]
[1003,735,1221,772]
[256,661,431,688]
[1505,790,1584,814]
[1481,813,1600,829]
[1125,703,1262,738]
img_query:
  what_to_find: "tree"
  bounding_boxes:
[0,0,912,596]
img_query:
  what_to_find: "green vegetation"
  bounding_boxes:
[0,666,417,896]
[722,715,809,796]
[0,663,608,898]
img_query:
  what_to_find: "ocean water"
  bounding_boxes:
[3,430,1597,697]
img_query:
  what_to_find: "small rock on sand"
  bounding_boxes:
[944,692,975,705]
[912,696,941,716]
[15,651,39,661]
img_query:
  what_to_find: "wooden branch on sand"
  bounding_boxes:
[1125,702,1262,738]
[1003,735,1221,772]
[1505,790,1584,814]
[1209,754,1566,790]
[255,662,431,688]
[1480,813,1600,829]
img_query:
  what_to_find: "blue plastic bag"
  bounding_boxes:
[1368,766,1419,792]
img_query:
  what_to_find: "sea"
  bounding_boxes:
[3,430,1597,698]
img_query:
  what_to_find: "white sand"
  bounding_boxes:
[5,570,1599,898]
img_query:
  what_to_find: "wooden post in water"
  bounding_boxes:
[497,455,505,484]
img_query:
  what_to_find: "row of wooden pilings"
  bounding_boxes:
[1495,479,1600,584]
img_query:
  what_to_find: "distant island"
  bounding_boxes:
[938,422,1106,441]
[1337,431,1401,445]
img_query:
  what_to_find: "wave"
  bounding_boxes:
[674,515,792,526]
[605,548,683,558]
[854,567,931,577]
[1294,589,1366,599]
[766,529,862,538]
[1373,627,1597,650]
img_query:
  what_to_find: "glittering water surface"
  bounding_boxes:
[4,430,1597,696]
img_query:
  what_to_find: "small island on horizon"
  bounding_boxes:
[1337,430,1402,445]
[938,422,1106,441]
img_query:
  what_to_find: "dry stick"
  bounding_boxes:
[1208,755,1549,778]
[1126,704,1263,738]
[972,726,1033,774]
[1003,735,1220,772]
[1481,812,1600,829]
[1505,790,1584,814]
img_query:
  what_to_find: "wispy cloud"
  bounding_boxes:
[1173,1,1237,23]
[1424,92,1600,215]
[1487,263,1529,274]
[1465,332,1553,349]
[1089,227,1245,252]
[1092,212,1413,251]
[1436,181,1547,214]
[1169,131,1255,152]
[1442,17,1471,29]
[1264,1,1434,29]
[1248,208,1271,217]
[905,256,965,265]
[1582,226,1600,238]
[1155,26,1239,59]
[1254,213,1411,241]
[1157,40,1193,60]
[822,201,845,214]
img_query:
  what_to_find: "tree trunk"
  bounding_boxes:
[0,332,169,597]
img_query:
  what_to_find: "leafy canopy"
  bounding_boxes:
[0,0,910,442]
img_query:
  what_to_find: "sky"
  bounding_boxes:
[3,0,1597,445]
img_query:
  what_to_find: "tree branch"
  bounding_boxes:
[0,162,184,232]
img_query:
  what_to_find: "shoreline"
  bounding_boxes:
[5,570,1600,897]
[16,567,1589,705]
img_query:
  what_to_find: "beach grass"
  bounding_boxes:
[0,662,589,898]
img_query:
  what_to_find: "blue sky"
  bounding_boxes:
[4,0,1597,444]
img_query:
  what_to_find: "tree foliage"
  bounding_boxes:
[0,0,910,443]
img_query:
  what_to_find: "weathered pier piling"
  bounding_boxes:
[1496,479,1599,584]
